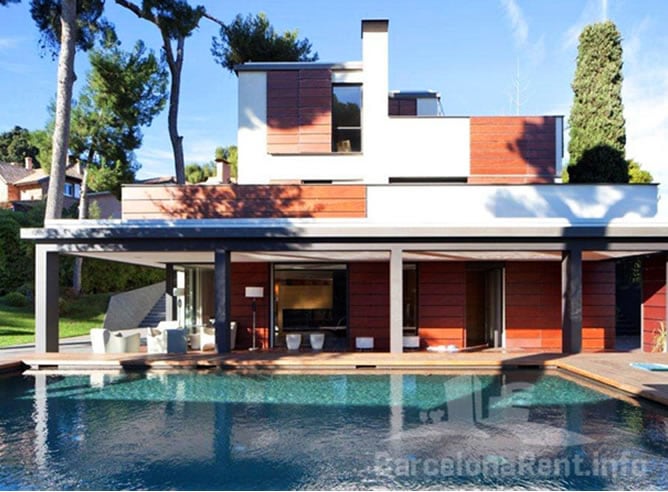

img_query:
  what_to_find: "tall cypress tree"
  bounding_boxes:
[567,20,628,183]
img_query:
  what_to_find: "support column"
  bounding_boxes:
[214,249,231,354]
[165,264,176,322]
[562,247,583,353]
[35,245,59,353]
[390,247,403,353]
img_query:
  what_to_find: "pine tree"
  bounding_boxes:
[567,21,628,183]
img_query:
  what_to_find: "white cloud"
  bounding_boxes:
[500,0,528,47]
[622,17,668,194]
[0,37,20,51]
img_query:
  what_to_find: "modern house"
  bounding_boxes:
[22,20,668,354]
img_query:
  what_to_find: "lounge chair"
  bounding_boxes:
[147,321,187,354]
[90,328,141,354]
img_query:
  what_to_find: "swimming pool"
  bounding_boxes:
[0,370,666,490]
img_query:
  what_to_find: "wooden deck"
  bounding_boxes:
[2,350,668,407]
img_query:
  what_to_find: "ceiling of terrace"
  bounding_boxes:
[70,249,648,269]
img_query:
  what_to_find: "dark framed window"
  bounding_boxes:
[404,264,417,328]
[332,84,362,152]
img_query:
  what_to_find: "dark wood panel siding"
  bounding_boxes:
[505,262,562,351]
[348,262,389,351]
[389,98,417,116]
[122,184,366,219]
[470,116,557,184]
[642,254,666,352]
[582,261,616,351]
[267,71,299,154]
[417,263,466,348]
[231,263,270,350]
[267,69,332,154]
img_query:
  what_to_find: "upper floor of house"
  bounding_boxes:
[0,157,83,209]
[235,19,563,185]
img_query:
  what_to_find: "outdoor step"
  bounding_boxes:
[139,296,166,328]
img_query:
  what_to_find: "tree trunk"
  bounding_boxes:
[45,0,77,220]
[166,35,186,184]
[72,158,90,296]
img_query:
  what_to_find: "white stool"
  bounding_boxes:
[403,336,420,350]
[286,333,302,351]
[355,336,374,351]
[310,333,325,350]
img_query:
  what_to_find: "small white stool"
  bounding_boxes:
[355,336,374,351]
[403,336,420,350]
[310,333,325,350]
[286,333,302,351]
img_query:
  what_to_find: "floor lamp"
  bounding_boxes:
[245,287,264,351]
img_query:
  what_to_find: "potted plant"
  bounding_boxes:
[652,322,667,353]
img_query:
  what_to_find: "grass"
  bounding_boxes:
[0,293,110,348]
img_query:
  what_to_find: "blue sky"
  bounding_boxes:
[0,0,667,188]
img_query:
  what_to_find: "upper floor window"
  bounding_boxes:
[332,84,361,152]
[63,183,81,198]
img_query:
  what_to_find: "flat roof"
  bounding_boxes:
[235,61,362,72]
[21,217,668,242]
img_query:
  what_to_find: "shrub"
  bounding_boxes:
[2,291,28,307]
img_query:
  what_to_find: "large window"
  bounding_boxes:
[332,85,362,152]
[274,264,348,349]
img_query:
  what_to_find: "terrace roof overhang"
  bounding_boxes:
[21,217,668,268]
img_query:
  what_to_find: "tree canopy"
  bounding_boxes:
[30,0,114,56]
[211,12,318,72]
[567,20,628,183]
[185,162,215,184]
[0,126,40,165]
[69,40,168,197]
[628,159,653,184]
[114,0,209,185]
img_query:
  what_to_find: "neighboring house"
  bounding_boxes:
[0,157,83,211]
[23,20,668,354]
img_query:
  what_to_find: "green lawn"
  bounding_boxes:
[0,293,110,348]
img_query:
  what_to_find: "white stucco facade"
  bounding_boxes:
[236,20,473,185]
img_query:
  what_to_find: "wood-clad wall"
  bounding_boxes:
[469,116,557,184]
[231,263,270,350]
[417,263,466,348]
[267,69,332,154]
[642,254,666,353]
[348,262,390,351]
[122,184,366,220]
[505,262,562,351]
[582,261,616,351]
[388,98,417,116]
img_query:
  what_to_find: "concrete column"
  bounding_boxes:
[35,245,59,353]
[214,249,232,354]
[390,247,403,353]
[165,264,176,322]
[561,247,583,353]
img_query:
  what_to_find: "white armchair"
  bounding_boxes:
[199,326,216,351]
[195,321,238,351]
[147,321,187,354]
[90,328,141,354]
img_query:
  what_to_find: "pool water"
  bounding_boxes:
[0,370,666,490]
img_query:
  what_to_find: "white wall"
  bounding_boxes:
[383,117,469,178]
[236,21,472,185]
[237,67,471,184]
[367,184,659,222]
